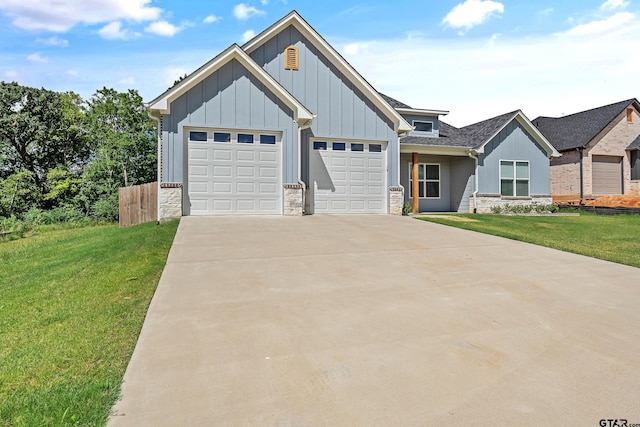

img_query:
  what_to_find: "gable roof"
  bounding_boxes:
[400,110,561,157]
[379,93,449,116]
[146,44,313,125]
[533,98,640,151]
[628,134,640,151]
[242,11,412,133]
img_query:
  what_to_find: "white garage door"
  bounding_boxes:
[592,155,622,195]
[309,140,387,214]
[187,129,281,215]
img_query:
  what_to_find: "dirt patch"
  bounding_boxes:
[584,196,640,208]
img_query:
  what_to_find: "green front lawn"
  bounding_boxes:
[0,221,179,427]
[418,212,640,268]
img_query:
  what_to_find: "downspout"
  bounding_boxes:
[469,150,479,213]
[298,119,314,214]
[578,148,584,203]
[148,110,162,223]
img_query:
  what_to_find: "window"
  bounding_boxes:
[409,163,440,198]
[284,45,299,70]
[189,131,207,142]
[260,134,276,144]
[413,121,433,132]
[332,142,346,151]
[238,133,254,144]
[351,143,364,152]
[313,141,327,150]
[632,151,640,180]
[369,144,382,153]
[627,108,634,123]
[500,160,529,197]
[213,132,231,143]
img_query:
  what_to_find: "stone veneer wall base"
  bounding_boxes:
[159,183,182,222]
[389,186,404,216]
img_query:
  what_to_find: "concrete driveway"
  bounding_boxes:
[108,215,640,426]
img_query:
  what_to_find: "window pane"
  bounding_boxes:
[516,180,529,197]
[632,151,640,180]
[425,164,439,180]
[260,134,276,144]
[418,164,424,180]
[189,131,207,141]
[419,181,425,198]
[516,162,529,179]
[332,142,346,151]
[351,143,364,151]
[500,161,514,178]
[500,179,513,196]
[214,132,230,142]
[426,182,439,198]
[414,121,433,132]
[238,133,254,143]
[313,141,327,150]
[369,144,382,152]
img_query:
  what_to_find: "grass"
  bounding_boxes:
[0,220,179,426]
[417,211,640,268]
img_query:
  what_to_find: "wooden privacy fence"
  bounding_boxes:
[118,182,158,227]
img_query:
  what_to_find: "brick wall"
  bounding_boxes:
[550,150,581,196]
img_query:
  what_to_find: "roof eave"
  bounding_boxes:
[396,107,449,116]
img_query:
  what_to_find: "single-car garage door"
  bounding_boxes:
[187,129,282,215]
[592,155,622,195]
[309,139,387,214]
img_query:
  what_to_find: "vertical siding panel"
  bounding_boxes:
[291,27,305,104]
[364,100,376,140]
[304,42,318,114]
[188,81,205,124]
[329,63,341,136]
[264,90,279,128]
[352,92,365,137]
[219,61,235,126]
[204,73,220,126]
[341,82,354,138]
[235,63,251,129]
[316,55,331,136]
[250,76,265,128]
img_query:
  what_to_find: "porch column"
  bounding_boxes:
[412,152,419,214]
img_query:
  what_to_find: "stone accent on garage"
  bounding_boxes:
[284,184,304,216]
[472,194,553,213]
[389,186,404,215]
[159,183,182,222]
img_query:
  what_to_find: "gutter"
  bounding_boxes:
[578,147,584,203]
[298,118,315,214]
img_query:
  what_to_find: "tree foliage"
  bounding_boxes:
[0,82,157,221]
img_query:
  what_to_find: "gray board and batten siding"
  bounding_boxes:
[248,24,400,187]
[160,58,298,184]
[477,121,551,195]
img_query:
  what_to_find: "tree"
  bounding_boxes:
[0,82,89,192]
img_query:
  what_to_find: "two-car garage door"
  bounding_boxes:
[187,129,282,215]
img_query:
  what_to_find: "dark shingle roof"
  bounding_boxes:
[378,93,411,109]
[628,134,640,150]
[533,99,638,152]
[400,111,518,149]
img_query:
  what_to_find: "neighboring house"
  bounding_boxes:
[381,95,560,213]
[534,99,640,201]
[147,11,559,219]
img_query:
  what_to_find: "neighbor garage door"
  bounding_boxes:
[309,139,386,213]
[187,129,281,215]
[592,155,622,195]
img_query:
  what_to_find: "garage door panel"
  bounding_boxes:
[592,156,622,194]
[188,131,281,215]
[310,140,387,214]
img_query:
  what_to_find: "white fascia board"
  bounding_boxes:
[146,44,313,125]
[242,11,411,133]
[473,111,561,158]
[396,107,449,116]
[399,144,471,156]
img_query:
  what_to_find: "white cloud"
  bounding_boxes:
[0,0,162,32]
[338,15,640,127]
[36,36,69,47]
[27,52,48,62]
[241,29,256,42]
[118,76,136,85]
[203,14,221,24]
[260,0,269,5]
[600,0,630,11]
[98,21,138,40]
[66,69,78,77]
[442,0,504,33]
[4,70,19,79]
[145,20,182,37]
[233,3,265,20]
[539,8,554,15]
[559,12,635,36]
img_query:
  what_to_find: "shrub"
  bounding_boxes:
[402,202,412,216]
[490,205,503,214]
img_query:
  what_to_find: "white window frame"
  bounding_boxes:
[409,163,440,199]
[500,160,530,197]
[412,120,434,133]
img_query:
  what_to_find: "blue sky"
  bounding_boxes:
[0,0,637,126]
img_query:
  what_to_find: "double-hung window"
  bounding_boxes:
[410,163,440,198]
[631,151,640,180]
[500,160,529,197]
